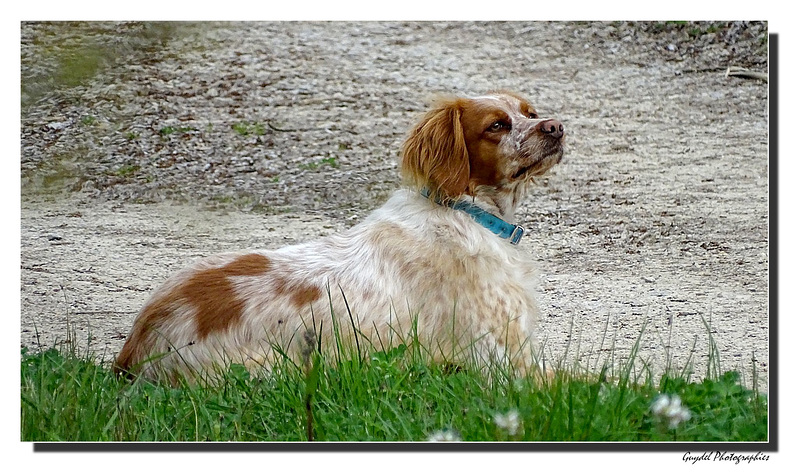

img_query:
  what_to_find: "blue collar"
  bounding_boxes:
[421,189,525,245]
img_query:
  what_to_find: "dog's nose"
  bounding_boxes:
[538,119,564,139]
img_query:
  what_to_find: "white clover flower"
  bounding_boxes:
[493,409,521,436]
[427,429,461,442]
[651,394,691,429]
[651,394,671,414]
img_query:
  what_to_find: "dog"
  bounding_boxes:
[113,91,565,383]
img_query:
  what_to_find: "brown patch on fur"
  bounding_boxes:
[188,253,272,339]
[361,289,374,303]
[274,275,322,308]
[113,253,271,377]
[292,285,322,307]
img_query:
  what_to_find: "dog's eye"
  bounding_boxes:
[527,112,538,119]
[487,120,510,132]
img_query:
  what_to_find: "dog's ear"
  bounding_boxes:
[401,98,470,202]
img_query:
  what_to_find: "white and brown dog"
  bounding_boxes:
[114,91,565,383]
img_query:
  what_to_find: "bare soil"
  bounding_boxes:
[20,21,770,391]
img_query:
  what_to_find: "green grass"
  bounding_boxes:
[21,336,767,442]
[232,122,267,136]
[114,164,141,178]
[159,125,197,137]
[299,156,340,171]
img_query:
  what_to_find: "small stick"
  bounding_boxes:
[725,66,768,82]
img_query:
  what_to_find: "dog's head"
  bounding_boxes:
[401,91,564,202]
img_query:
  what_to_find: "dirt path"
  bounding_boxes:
[20,22,769,390]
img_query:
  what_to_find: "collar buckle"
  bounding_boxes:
[509,225,525,245]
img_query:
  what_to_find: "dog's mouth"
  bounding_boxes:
[512,163,536,180]
[512,146,563,180]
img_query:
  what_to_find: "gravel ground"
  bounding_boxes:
[20,21,769,391]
